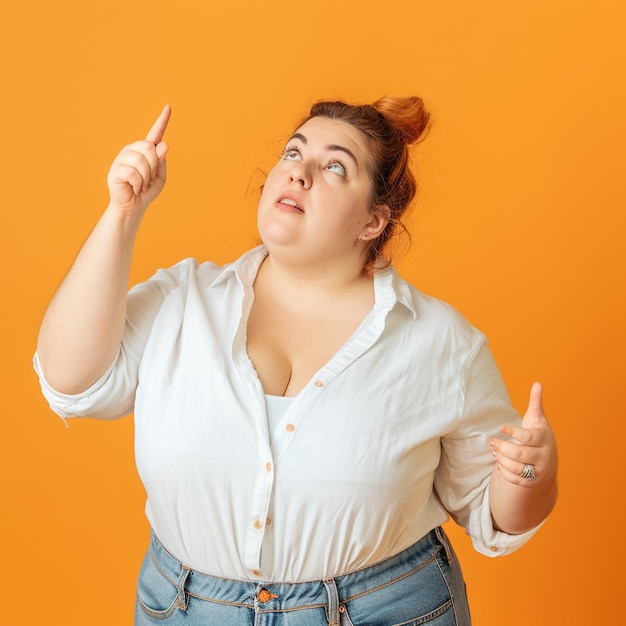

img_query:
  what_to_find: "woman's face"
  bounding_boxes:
[257,116,386,268]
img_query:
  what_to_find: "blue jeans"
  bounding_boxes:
[135,527,471,625]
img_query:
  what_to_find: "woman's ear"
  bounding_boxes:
[361,204,390,240]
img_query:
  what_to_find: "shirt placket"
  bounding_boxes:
[233,259,398,579]
[232,273,276,578]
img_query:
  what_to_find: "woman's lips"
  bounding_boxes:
[276,197,304,212]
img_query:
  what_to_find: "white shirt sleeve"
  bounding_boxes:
[33,260,190,421]
[434,340,543,556]
[33,349,136,420]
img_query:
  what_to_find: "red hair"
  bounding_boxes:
[297,96,430,272]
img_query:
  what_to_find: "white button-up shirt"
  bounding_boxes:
[34,245,539,581]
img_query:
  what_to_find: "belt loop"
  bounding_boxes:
[434,526,454,563]
[323,578,340,626]
[176,566,191,612]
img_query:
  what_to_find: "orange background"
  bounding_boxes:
[1,1,624,623]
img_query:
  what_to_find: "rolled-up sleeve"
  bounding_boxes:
[33,260,190,421]
[33,346,138,420]
[469,484,543,556]
[434,339,543,556]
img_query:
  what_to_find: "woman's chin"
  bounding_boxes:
[257,224,302,249]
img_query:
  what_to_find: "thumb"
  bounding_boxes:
[155,142,168,183]
[156,141,169,160]
[523,382,545,424]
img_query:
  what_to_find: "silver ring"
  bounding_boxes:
[520,463,536,481]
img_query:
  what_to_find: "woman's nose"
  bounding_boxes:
[288,161,312,188]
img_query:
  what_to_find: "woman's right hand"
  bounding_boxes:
[106,105,171,215]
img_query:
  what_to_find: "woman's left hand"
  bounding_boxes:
[489,382,558,488]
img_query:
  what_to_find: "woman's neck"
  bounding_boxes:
[256,252,372,302]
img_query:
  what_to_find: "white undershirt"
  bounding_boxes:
[265,394,294,446]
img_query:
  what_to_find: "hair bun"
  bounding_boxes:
[372,96,430,145]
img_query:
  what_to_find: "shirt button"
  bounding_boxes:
[254,520,263,529]
[490,546,499,552]
[266,517,272,526]
[265,462,272,472]
[314,380,323,387]
[286,423,295,432]
[252,569,262,577]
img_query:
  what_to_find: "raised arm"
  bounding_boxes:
[488,382,558,533]
[36,106,171,394]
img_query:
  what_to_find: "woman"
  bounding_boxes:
[34,97,558,625]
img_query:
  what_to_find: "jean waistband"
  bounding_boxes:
[147,527,450,611]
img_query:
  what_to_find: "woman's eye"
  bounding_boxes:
[327,161,346,176]
[283,148,301,161]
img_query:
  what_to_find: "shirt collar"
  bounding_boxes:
[209,245,268,288]
[210,245,418,319]
[373,266,418,320]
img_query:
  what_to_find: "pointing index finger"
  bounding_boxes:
[145,105,171,145]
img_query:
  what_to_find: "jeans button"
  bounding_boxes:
[258,588,278,603]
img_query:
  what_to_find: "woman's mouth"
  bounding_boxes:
[277,197,304,212]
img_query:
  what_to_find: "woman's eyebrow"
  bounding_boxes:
[288,132,358,166]
[289,132,308,144]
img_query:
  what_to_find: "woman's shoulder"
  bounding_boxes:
[129,257,220,295]
[390,270,486,343]
[139,246,267,289]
